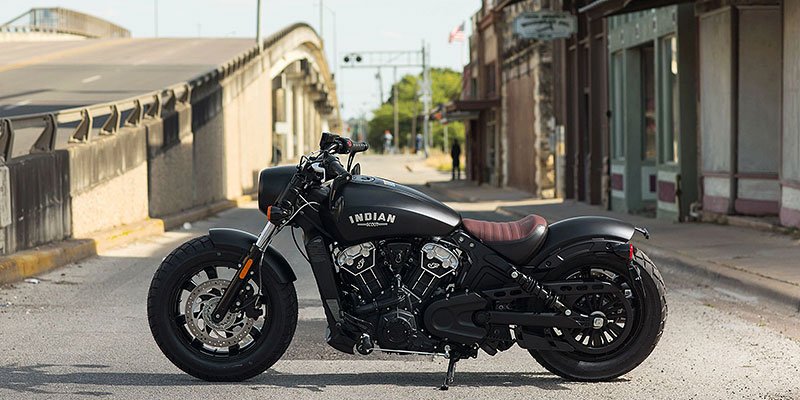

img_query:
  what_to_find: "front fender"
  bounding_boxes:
[208,228,297,283]
[526,216,636,268]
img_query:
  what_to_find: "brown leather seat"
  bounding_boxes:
[462,214,548,265]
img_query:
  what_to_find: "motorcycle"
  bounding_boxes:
[147,132,667,390]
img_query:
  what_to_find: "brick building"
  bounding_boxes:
[454,0,556,197]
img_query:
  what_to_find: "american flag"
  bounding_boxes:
[449,22,465,43]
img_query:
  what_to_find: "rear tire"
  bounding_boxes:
[147,236,298,381]
[529,248,667,381]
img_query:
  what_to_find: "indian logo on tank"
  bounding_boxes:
[348,212,396,227]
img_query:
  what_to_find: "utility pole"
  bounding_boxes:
[375,69,383,101]
[256,0,263,53]
[393,66,399,151]
[319,0,324,42]
[422,41,431,156]
[443,107,449,151]
[154,0,158,37]
[331,9,337,77]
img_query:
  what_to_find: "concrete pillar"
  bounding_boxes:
[283,77,295,160]
[292,81,305,156]
[782,0,800,227]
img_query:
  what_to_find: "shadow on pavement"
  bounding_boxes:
[252,370,580,392]
[0,363,604,395]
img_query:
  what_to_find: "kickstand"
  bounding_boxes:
[440,356,459,391]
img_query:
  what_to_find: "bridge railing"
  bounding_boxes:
[0,7,130,38]
[0,38,266,163]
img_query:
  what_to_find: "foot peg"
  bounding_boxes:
[355,334,373,355]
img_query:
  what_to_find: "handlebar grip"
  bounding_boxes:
[350,142,369,154]
[327,157,350,178]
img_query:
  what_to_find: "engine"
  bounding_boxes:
[334,240,461,351]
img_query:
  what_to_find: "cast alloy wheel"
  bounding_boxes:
[172,263,269,356]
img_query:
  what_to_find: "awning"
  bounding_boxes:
[448,99,500,112]
[579,0,694,17]
[441,111,480,122]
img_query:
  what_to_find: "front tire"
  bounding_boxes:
[147,236,298,381]
[529,248,667,381]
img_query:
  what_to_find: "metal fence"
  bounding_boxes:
[1,7,130,38]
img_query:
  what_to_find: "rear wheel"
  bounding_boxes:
[528,248,667,381]
[147,236,298,381]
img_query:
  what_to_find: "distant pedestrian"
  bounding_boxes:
[415,133,423,154]
[450,139,461,180]
[383,130,393,154]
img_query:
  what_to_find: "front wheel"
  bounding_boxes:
[528,247,667,381]
[147,236,298,381]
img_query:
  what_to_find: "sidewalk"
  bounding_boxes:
[428,180,800,311]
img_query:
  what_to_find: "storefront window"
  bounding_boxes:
[611,51,624,159]
[662,35,679,163]
[641,43,656,160]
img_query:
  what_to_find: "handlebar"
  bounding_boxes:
[319,131,368,155]
[349,141,369,154]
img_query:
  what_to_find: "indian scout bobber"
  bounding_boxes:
[147,132,667,390]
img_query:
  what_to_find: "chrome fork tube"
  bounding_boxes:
[255,221,277,251]
[210,221,278,324]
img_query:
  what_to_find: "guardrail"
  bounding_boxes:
[0,83,191,162]
[0,22,337,163]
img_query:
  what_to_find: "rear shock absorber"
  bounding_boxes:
[510,269,571,315]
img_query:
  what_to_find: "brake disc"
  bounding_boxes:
[184,279,255,348]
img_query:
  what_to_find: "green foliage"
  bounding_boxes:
[367,68,464,151]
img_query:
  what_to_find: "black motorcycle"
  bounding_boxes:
[148,132,667,390]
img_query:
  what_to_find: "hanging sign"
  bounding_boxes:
[513,11,576,40]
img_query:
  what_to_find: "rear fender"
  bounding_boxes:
[526,216,639,270]
[208,228,297,283]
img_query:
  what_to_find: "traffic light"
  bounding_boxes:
[344,54,363,64]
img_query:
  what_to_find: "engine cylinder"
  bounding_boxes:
[336,242,390,298]
[403,242,459,301]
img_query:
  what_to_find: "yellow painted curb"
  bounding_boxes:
[91,218,166,254]
[0,240,96,284]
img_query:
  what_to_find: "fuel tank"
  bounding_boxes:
[322,175,461,244]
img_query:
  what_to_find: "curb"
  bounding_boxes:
[0,239,96,284]
[497,205,800,312]
[0,195,253,284]
[161,195,253,230]
[425,182,482,203]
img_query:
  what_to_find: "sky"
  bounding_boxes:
[1,0,477,120]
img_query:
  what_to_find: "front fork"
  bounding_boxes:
[210,222,277,323]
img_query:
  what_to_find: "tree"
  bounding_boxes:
[367,68,465,152]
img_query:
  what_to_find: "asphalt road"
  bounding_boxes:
[1,155,799,399]
[0,38,253,117]
[0,38,253,157]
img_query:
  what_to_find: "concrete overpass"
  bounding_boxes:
[0,23,340,260]
[0,7,130,41]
